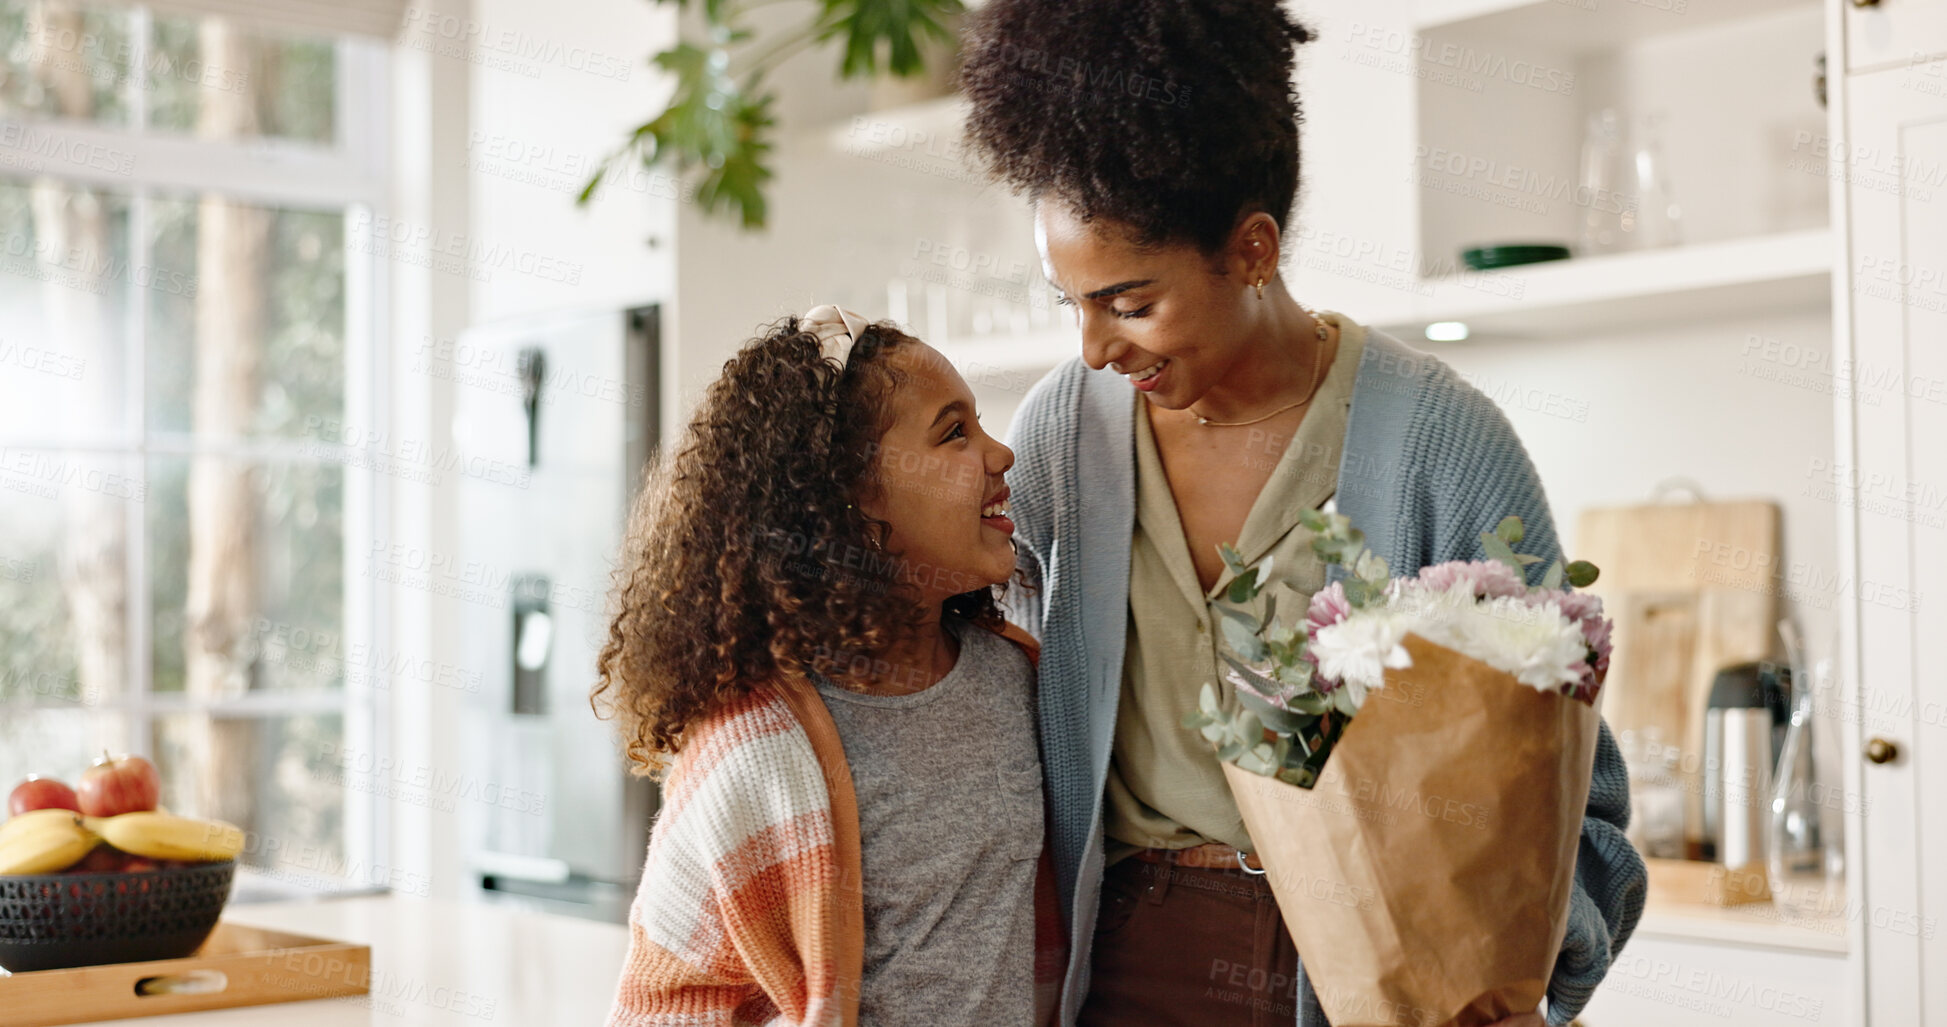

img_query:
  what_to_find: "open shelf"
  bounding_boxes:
[1369,228,1830,341]
[1414,0,1821,49]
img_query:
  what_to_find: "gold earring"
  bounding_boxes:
[1254,277,1265,300]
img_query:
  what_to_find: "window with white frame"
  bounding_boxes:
[0,0,386,895]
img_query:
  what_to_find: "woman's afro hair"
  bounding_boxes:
[959,0,1314,253]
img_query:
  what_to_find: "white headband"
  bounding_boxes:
[801,304,872,370]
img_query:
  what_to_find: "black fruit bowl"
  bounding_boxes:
[0,859,236,972]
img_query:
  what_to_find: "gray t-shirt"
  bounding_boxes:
[813,618,1043,1027]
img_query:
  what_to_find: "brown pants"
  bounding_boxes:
[1078,855,1302,1027]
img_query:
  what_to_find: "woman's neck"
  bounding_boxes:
[1187,282,1336,424]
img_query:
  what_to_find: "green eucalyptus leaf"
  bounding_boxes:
[1214,603,1261,632]
[1233,687,1307,735]
[1218,542,1249,577]
[1287,692,1333,715]
[1226,572,1258,605]
[1480,532,1523,572]
[1343,579,1369,606]
[1542,560,1565,591]
[1566,560,1601,588]
[1496,515,1524,545]
[1220,653,1282,697]
[1221,618,1268,662]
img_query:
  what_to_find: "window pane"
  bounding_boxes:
[0,452,139,707]
[152,712,345,884]
[0,708,131,796]
[0,1,134,126]
[0,178,133,443]
[146,195,345,438]
[148,457,344,694]
[146,15,335,144]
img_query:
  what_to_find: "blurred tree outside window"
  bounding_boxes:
[0,0,374,895]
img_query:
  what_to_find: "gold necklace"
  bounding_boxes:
[1192,308,1333,428]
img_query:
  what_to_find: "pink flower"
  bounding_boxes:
[1306,580,1352,635]
[1417,560,1529,600]
[1541,588,1613,702]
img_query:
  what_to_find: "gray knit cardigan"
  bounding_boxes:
[1002,325,1647,1026]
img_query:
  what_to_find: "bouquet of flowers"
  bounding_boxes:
[1185,510,1614,1027]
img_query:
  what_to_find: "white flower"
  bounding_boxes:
[1308,605,1414,705]
[1416,594,1587,692]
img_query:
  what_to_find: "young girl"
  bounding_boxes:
[594,306,1063,1027]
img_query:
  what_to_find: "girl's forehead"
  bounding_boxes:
[880,344,973,419]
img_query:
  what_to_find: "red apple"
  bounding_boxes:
[75,752,161,817]
[66,846,127,873]
[8,775,81,816]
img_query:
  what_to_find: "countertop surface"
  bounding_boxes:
[71,893,631,1026]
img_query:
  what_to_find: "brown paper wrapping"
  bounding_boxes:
[1223,633,1601,1027]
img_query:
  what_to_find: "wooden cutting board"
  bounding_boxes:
[1576,498,1781,855]
[0,921,369,1026]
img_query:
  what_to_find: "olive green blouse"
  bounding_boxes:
[1103,311,1367,864]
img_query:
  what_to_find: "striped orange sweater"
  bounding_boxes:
[606,624,1065,1026]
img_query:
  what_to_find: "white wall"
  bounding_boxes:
[385,0,679,901]
[466,0,678,324]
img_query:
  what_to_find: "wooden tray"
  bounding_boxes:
[0,921,370,1026]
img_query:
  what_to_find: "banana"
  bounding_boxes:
[0,809,100,874]
[84,811,244,862]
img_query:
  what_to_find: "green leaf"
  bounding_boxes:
[1198,681,1221,714]
[814,0,964,79]
[1542,560,1565,591]
[1273,658,1315,690]
[1343,579,1369,606]
[1226,573,1258,605]
[1216,739,1246,762]
[1480,532,1523,572]
[1233,687,1307,735]
[1219,653,1284,699]
[1496,515,1524,545]
[1213,603,1260,632]
[1566,560,1601,588]
[1221,618,1267,662]
[1287,692,1333,715]
[1299,508,1329,533]
[1218,542,1250,577]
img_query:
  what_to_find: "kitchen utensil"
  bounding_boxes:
[1769,619,1845,913]
[1700,661,1789,866]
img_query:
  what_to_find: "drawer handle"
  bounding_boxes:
[1865,737,1899,764]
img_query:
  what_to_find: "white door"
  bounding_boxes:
[1842,55,1947,1025]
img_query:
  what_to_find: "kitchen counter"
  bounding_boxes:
[77,893,630,1026]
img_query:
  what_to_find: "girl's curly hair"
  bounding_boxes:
[593,317,1005,775]
[958,0,1314,253]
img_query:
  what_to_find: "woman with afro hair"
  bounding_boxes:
[959,3,1646,1025]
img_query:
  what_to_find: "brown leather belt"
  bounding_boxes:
[1133,842,1264,874]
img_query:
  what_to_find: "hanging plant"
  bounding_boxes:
[579,0,964,229]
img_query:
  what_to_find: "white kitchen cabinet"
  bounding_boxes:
[1846,0,1947,76]
[1836,49,1947,1025]
[1580,933,1847,1026]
